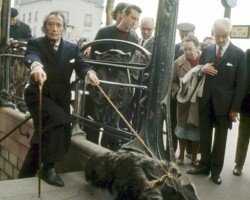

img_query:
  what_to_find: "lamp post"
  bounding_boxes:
[221,0,237,18]
[122,0,178,161]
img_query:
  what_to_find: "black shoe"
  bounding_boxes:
[233,166,242,176]
[211,175,222,185]
[187,167,209,175]
[41,168,64,187]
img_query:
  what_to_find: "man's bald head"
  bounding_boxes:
[140,17,154,39]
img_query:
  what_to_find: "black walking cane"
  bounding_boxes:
[38,84,42,198]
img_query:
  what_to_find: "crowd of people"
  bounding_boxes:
[10,1,249,189]
[172,19,249,186]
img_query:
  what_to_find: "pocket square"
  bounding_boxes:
[226,63,233,67]
[70,58,75,63]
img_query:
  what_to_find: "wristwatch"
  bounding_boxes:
[221,0,237,8]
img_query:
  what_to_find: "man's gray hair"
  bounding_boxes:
[212,18,232,33]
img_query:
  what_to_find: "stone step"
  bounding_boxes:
[0,171,114,200]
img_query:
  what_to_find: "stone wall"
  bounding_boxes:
[0,107,33,180]
[0,107,109,181]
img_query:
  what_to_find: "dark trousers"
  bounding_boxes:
[199,101,230,176]
[18,144,39,178]
[170,97,178,152]
[234,113,250,168]
[18,124,71,178]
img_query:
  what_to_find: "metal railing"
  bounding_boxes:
[0,40,150,151]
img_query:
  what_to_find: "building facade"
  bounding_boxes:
[13,0,104,42]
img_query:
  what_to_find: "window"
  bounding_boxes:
[84,14,92,27]
[22,14,25,22]
[34,11,38,22]
[28,12,31,23]
[33,26,36,37]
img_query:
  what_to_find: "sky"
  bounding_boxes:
[103,0,250,51]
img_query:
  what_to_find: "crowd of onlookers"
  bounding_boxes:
[9,2,250,188]
[171,17,250,186]
[100,1,250,186]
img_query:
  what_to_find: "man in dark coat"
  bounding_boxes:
[9,7,32,41]
[18,11,99,187]
[86,4,142,147]
[174,22,208,60]
[233,49,250,176]
[139,17,154,54]
[90,4,141,59]
[187,18,247,185]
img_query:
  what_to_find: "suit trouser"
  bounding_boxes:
[18,124,71,178]
[234,113,250,168]
[170,97,178,152]
[199,101,229,176]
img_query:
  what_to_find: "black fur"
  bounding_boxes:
[84,150,199,200]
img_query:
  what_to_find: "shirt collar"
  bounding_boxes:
[141,36,152,45]
[217,41,230,54]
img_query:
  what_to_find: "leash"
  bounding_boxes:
[96,84,173,177]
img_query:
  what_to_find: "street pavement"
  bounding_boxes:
[178,121,250,200]
[0,122,249,200]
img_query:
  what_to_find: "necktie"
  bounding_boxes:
[141,39,145,47]
[52,44,58,55]
[51,41,58,54]
[216,47,222,60]
[54,45,58,51]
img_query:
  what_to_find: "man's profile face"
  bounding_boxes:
[45,14,65,42]
[123,9,140,30]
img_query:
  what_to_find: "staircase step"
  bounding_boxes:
[0,171,114,200]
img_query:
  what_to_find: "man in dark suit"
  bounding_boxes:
[233,49,250,176]
[139,17,154,54]
[18,11,99,187]
[174,22,196,60]
[187,18,247,185]
[132,17,155,132]
[9,8,32,42]
[175,22,208,60]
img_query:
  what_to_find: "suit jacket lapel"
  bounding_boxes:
[220,42,232,62]
[57,40,75,68]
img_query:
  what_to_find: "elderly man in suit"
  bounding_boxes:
[139,17,154,53]
[187,18,247,185]
[18,11,99,187]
